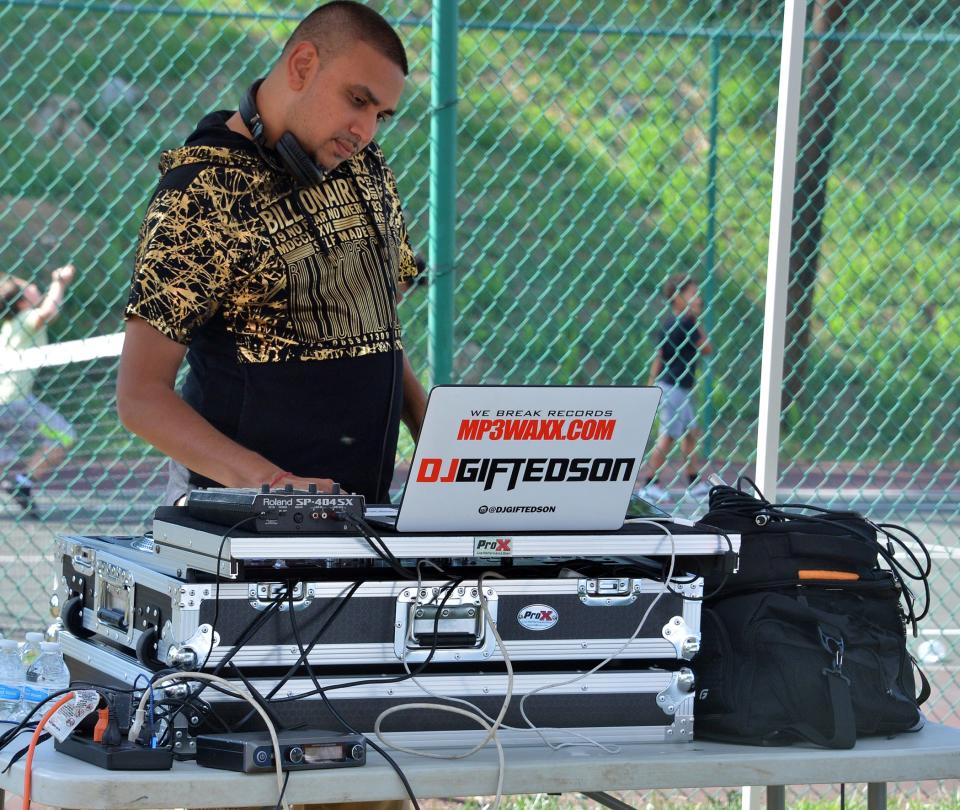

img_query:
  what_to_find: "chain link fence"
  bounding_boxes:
[1,0,958,803]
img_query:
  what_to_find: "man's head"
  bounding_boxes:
[0,276,39,321]
[663,274,702,317]
[259,1,408,171]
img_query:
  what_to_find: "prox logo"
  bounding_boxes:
[517,604,559,631]
[476,537,512,553]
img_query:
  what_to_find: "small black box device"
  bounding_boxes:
[195,730,366,772]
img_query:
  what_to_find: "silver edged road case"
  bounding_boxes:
[147,506,738,580]
[60,630,696,758]
[57,534,702,672]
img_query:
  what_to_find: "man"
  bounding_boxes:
[1,264,78,518]
[117,1,427,505]
[641,274,712,502]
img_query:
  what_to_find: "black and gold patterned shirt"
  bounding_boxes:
[125,112,419,498]
[127,112,417,361]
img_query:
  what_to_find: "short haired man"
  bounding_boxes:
[641,274,712,502]
[118,1,428,506]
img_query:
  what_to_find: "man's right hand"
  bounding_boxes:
[267,473,338,493]
[52,263,75,285]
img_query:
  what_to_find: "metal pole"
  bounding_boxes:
[428,0,458,385]
[755,0,807,499]
[701,13,721,462]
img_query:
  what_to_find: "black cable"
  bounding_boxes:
[268,578,463,702]
[706,476,932,628]
[153,583,289,743]
[274,770,291,810]
[222,662,284,729]
[285,592,423,809]
[201,514,258,671]
[352,162,402,508]
[342,512,419,581]
[233,580,366,728]
[284,582,449,810]
[665,520,736,601]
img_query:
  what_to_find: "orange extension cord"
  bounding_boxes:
[22,691,75,810]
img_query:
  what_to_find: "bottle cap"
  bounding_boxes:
[0,639,17,650]
[25,632,43,642]
[39,642,60,653]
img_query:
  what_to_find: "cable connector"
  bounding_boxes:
[723,550,739,574]
[127,707,146,743]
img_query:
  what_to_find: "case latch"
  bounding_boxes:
[394,585,499,662]
[577,578,638,606]
[247,581,313,612]
[92,560,135,644]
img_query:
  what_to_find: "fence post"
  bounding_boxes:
[702,10,722,462]
[755,0,808,499]
[428,0,458,386]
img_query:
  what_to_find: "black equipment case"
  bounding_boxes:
[55,507,735,756]
[60,630,696,757]
[57,534,703,672]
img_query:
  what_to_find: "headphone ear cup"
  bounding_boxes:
[276,133,326,187]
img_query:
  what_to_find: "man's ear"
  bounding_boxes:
[286,41,317,91]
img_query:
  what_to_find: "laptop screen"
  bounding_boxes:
[394,385,661,532]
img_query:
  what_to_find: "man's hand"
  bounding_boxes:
[51,263,75,285]
[268,473,338,493]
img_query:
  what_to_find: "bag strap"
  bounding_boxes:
[913,657,932,706]
[786,666,857,749]
[781,628,856,749]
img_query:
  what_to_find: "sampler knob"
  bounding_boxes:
[261,484,270,494]
[284,484,294,493]
[308,483,318,494]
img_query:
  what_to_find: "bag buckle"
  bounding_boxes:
[818,627,845,672]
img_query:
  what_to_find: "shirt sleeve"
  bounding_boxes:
[381,161,418,283]
[125,172,239,345]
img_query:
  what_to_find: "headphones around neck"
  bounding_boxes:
[239,79,327,187]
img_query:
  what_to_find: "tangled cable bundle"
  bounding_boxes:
[703,476,931,632]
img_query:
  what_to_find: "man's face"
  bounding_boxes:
[285,39,405,171]
[678,284,702,317]
[18,281,41,309]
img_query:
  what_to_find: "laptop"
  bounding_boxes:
[377,385,665,533]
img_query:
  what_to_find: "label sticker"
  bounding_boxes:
[46,690,101,742]
[473,536,514,556]
[517,604,559,631]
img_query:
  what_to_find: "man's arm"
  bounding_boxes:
[696,328,713,356]
[116,317,333,491]
[25,264,74,329]
[400,350,428,441]
[647,356,663,387]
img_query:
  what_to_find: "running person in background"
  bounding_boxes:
[0,264,78,518]
[641,274,712,502]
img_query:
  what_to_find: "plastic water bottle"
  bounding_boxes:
[21,642,70,719]
[0,639,25,721]
[20,632,43,670]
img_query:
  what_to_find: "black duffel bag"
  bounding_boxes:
[693,478,931,748]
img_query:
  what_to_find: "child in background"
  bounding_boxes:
[641,274,712,502]
[0,264,78,518]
